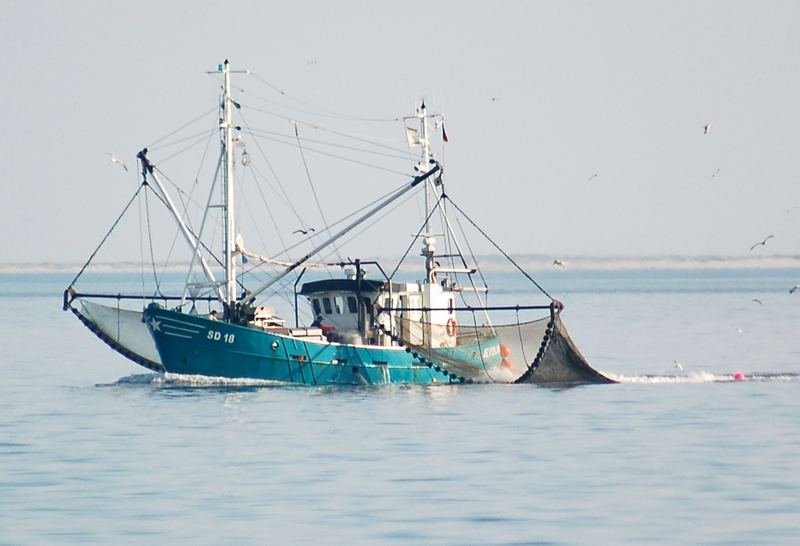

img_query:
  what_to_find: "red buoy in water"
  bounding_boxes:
[733,371,745,381]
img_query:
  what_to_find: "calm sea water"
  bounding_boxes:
[1,270,799,545]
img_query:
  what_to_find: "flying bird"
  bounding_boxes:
[703,123,712,135]
[711,168,720,178]
[674,360,683,370]
[292,228,316,235]
[552,259,566,269]
[752,298,763,305]
[749,235,774,251]
[587,173,598,182]
[790,285,800,294]
[106,152,128,172]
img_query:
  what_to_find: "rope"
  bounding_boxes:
[447,198,554,302]
[67,184,145,289]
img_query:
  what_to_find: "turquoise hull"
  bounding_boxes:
[143,305,494,385]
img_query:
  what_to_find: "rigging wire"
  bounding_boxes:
[248,130,410,177]
[238,180,421,312]
[147,107,218,148]
[143,189,161,296]
[156,132,219,165]
[144,183,226,270]
[247,127,414,162]
[454,213,490,293]
[193,127,217,185]
[309,189,420,286]
[294,123,343,262]
[247,72,402,123]
[387,194,445,281]
[148,128,217,153]
[237,112,306,223]
[267,177,416,264]
[235,176,413,274]
[138,181,146,299]
[153,167,223,236]
[447,199,554,302]
[241,103,413,156]
[235,83,400,124]
[238,169,276,259]
[68,184,145,289]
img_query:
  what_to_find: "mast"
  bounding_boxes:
[419,101,432,235]
[221,60,237,306]
[416,101,437,283]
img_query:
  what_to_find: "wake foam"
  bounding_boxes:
[99,371,800,389]
[607,371,800,384]
[98,372,289,388]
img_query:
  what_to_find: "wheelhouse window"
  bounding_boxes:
[322,297,333,314]
[347,296,358,314]
[334,296,344,314]
[312,299,322,317]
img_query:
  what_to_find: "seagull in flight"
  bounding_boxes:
[711,168,720,178]
[703,123,712,135]
[106,152,128,172]
[587,173,598,182]
[752,298,763,305]
[292,227,316,235]
[749,235,774,251]
[552,259,566,269]
[790,285,800,294]
[674,359,683,370]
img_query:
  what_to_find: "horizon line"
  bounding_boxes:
[3,254,800,274]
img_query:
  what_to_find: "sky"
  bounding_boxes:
[3,0,800,264]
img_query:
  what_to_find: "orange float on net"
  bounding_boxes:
[499,343,513,369]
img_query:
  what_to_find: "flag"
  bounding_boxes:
[405,127,420,147]
[442,123,449,143]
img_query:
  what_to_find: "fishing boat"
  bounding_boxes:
[64,60,613,385]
